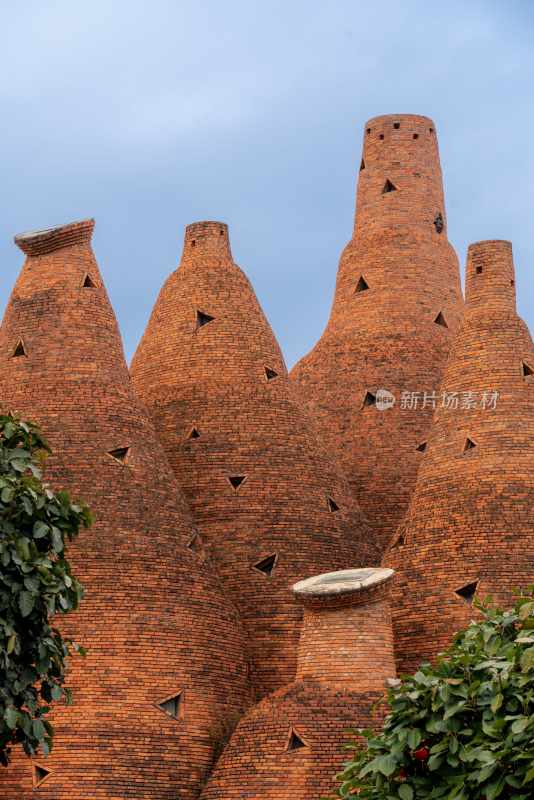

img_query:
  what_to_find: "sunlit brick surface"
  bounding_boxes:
[130,221,378,698]
[291,115,464,554]
[201,569,395,799]
[385,240,534,673]
[0,220,251,800]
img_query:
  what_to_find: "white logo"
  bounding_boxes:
[376,389,396,411]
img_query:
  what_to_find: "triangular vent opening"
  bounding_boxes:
[416,441,427,453]
[434,311,448,328]
[382,179,397,194]
[157,692,183,720]
[188,427,201,439]
[363,391,376,408]
[197,310,215,328]
[463,438,476,453]
[355,276,369,293]
[434,212,444,233]
[265,367,279,381]
[82,273,96,288]
[187,533,202,553]
[108,446,130,464]
[327,496,340,513]
[360,159,365,171]
[522,361,534,378]
[287,729,307,752]
[228,475,246,491]
[393,531,406,548]
[33,765,51,788]
[12,340,27,358]
[455,580,479,605]
[253,553,277,577]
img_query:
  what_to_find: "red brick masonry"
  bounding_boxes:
[130,221,378,699]
[201,568,396,799]
[0,220,251,800]
[291,115,464,554]
[385,240,534,673]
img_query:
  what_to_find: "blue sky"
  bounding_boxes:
[1,1,533,367]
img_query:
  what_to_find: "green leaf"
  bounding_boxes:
[32,718,46,740]
[4,707,18,730]
[376,754,398,777]
[398,785,414,800]
[521,647,534,672]
[1,486,14,503]
[443,701,466,720]
[19,591,35,617]
[511,716,530,734]
[407,729,421,750]
[33,521,49,539]
[491,693,503,713]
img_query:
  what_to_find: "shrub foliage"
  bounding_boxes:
[335,591,534,800]
[0,413,90,765]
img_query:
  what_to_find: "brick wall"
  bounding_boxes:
[201,568,395,799]
[385,240,534,673]
[291,115,464,554]
[0,220,252,800]
[130,221,378,698]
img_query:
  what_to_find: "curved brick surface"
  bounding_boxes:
[0,220,251,800]
[130,221,378,698]
[201,569,395,799]
[291,114,464,554]
[385,240,534,673]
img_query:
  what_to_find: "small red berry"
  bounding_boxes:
[398,767,407,780]
[413,746,430,761]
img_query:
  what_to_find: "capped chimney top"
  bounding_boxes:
[364,112,436,131]
[181,220,232,264]
[293,567,393,607]
[465,240,516,311]
[15,218,95,256]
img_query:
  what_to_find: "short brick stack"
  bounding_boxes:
[385,240,534,674]
[130,221,378,698]
[291,114,464,554]
[0,220,251,800]
[200,568,396,799]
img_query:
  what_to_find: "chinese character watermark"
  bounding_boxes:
[370,389,499,412]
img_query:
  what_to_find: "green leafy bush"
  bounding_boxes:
[334,591,534,800]
[0,413,91,765]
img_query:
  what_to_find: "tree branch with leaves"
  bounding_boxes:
[0,413,91,766]
[334,591,534,800]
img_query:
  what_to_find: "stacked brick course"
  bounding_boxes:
[0,111,532,800]
[200,568,396,799]
[291,114,464,554]
[385,240,534,673]
[130,221,378,699]
[0,220,251,799]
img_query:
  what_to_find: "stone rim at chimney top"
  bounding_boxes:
[293,567,394,604]
[14,218,95,257]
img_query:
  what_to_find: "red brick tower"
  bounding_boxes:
[291,115,464,554]
[0,220,251,800]
[200,567,396,799]
[386,240,534,673]
[130,221,377,698]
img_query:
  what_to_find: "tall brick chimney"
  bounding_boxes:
[130,220,378,699]
[385,239,534,674]
[201,568,396,800]
[0,219,252,800]
[291,114,464,555]
[293,568,396,692]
